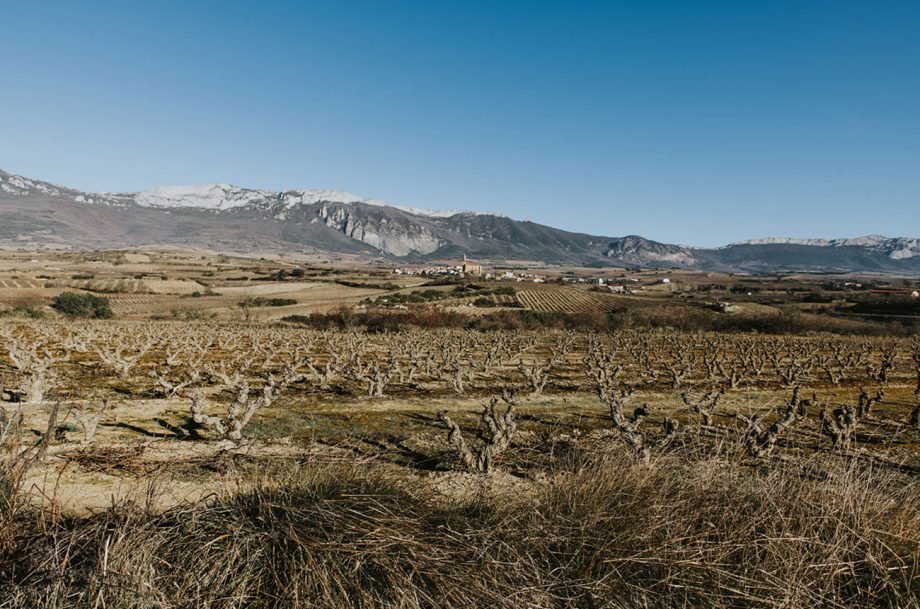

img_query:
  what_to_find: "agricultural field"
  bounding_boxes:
[515,286,685,315]
[1,249,920,607]
[1,313,919,607]
[0,250,406,320]
[0,279,44,290]
[517,287,626,312]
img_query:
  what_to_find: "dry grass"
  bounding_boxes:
[60,444,148,474]
[1,452,918,608]
[0,302,918,606]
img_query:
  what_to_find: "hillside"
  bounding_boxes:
[1,169,918,274]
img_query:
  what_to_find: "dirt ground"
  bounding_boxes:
[14,384,920,514]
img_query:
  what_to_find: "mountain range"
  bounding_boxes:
[1,169,918,275]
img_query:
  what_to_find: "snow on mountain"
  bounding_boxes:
[0,171,124,205]
[131,183,492,218]
[0,169,494,218]
[134,184,270,210]
[732,237,834,247]
[887,240,920,260]
[733,235,888,247]
[729,235,920,259]
[0,172,67,197]
[360,199,495,218]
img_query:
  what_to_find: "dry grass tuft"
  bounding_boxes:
[1,455,918,608]
[61,444,147,474]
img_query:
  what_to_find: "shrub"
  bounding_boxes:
[280,304,912,336]
[263,298,297,307]
[51,292,113,319]
[240,297,297,308]
[337,280,401,290]
[282,307,468,331]
[15,306,45,320]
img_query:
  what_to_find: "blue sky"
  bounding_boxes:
[1,0,918,246]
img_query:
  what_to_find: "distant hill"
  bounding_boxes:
[1,169,918,274]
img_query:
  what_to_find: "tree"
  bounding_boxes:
[51,293,113,319]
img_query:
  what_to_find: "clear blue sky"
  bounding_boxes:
[1,1,918,246]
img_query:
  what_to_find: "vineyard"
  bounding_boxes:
[2,320,919,464]
[0,279,44,290]
[516,286,691,315]
[1,320,919,607]
[61,278,207,295]
[517,288,614,312]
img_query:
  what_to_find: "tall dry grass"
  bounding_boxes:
[1,453,918,608]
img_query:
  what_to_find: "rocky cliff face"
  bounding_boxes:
[604,236,695,266]
[732,236,920,261]
[317,203,445,256]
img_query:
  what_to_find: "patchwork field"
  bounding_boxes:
[1,249,919,608]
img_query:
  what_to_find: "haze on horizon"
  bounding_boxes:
[1,0,918,248]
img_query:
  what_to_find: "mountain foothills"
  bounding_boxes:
[1,169,918,274]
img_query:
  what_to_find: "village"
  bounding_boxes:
[389,255,920,311]
[391,255,657,292]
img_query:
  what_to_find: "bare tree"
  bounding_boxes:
[73,400,114,445]
[95,335,154,378]
[681,387,724,427]
[149,368,200,398]
[740,386,809,458]
[909,400,920,429]
[438,391,518,474]
[6,338,68,405]
[821,404,858,451]
[865,343,897,386]
[0,404,23,450]
[188,365,302,442]
[517,334,575,396]
[351,356,398,398]
[855,388,884,419]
